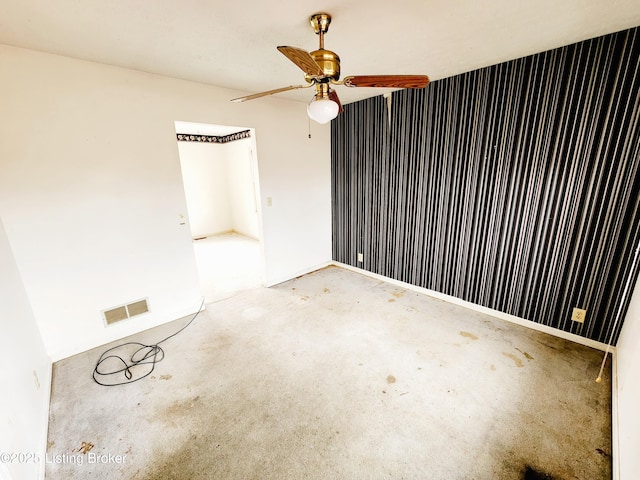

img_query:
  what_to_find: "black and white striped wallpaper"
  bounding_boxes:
[331,27,640,344]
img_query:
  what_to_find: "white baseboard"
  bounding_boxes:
[332,261,612,352]
[265,261,333,288]
[49,303,205,362]
[38,360,53,480]
[611,350,620,480]
[330,261,620,475]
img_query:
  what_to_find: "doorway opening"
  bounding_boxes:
[175,120,264,302]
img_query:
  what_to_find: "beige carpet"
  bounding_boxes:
[46,266,611,479]
[191,232,263,302]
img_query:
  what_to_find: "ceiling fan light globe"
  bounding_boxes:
[307,98,339,124]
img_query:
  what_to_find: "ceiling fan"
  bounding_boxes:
[231,12,430,124]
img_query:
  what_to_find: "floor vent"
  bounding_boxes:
[103,298,149,325]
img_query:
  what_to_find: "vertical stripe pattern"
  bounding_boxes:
[331,27,640,344]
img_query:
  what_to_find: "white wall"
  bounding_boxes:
[178,141,232,237]
[0,217,51,480]
[177,137,259,239]
[0,45,332,360]
[616,275,640,480]
[226,139,260,239]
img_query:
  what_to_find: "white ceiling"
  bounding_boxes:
[1,1,639,106]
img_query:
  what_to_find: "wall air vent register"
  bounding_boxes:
[102,298,150,325]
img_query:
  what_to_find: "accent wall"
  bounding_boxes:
[332,27,640,344]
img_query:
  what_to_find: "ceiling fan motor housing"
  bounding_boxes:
[305,49,341,83]
[231,11,429,107]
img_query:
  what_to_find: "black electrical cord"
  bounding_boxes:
[92,298,205,386]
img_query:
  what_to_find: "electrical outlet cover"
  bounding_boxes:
[571,307,586,323]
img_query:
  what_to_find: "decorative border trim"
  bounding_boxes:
[176,130,251,144]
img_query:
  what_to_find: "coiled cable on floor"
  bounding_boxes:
[92,298,205,386]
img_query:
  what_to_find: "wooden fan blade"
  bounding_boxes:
[231,84,311,103]
[328,89,344,114]
[277,46,325,78]
[343,75,430,88]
